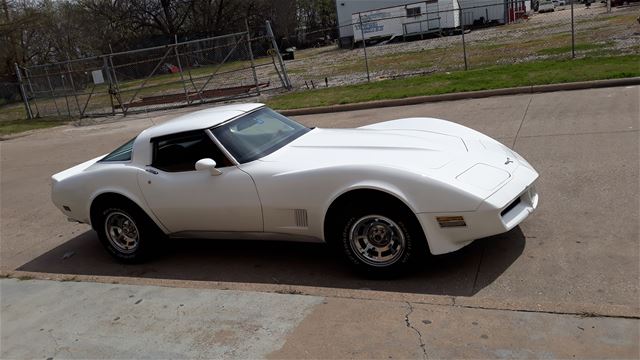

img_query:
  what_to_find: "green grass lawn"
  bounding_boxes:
[0,117,70,136]
[267,55,640,110]
[536,43,609,56]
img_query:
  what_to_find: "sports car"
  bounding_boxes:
[52,103,539,275]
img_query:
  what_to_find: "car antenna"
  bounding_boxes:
[145,108,156,126]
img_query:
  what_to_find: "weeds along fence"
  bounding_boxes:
[12,1,637,120]
[16,22,290,119]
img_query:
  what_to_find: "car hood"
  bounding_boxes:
[262,126,517,171]
[258,119,533,197]
[262,127,467,169]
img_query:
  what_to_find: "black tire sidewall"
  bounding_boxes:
[336,206,423,276]
[97,204,155,263]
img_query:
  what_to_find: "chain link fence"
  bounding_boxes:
[8,1,639,120]
[15,21,291,120]
[280,0,638,90]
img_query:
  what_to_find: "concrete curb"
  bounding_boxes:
[279,77,640,116]
[3,270,638,319]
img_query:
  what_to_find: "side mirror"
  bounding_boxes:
[195,158,222,176]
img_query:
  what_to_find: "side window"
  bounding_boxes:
[406,7,421,17]
[151,131,232,172]
[101,137,135,162]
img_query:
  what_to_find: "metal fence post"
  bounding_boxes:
[245,18,261,95]
[103,56,116,115]
[358,14,371,82]
[266,20,292,90]
[65,58,82,115]
[14,63,33,119]
[58,64,72,118]
[24,68,40,117]
[173,34,191,104]
[107,44,124,113]
[457,2,468,71]
[571,0,575,58]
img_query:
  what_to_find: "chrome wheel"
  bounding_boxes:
[104,211,139,254]
[349,215,406,267]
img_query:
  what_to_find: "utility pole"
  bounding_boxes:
[571,0,575,58]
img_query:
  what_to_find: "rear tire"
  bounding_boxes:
[332,201,426,278]
[95,202,162,263]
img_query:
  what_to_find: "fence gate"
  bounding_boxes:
[18,27,288,119]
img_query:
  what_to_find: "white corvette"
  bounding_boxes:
[52,103,538,275]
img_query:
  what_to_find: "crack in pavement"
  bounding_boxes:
[449,303,640,320]
[470,242,485,296]
[404,301,428,360]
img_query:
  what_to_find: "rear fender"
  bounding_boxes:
[87,188,169,234]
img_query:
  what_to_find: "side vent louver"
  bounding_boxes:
[294,209,308,227]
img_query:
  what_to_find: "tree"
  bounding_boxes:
[0,0,339,73]
[127,0,193,36]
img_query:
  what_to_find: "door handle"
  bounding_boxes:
[145,168,158,175]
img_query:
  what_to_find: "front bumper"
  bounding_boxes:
[417,165,539,255]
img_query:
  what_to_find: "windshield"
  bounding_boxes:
[101,137,136,162]
[211,107,309,163]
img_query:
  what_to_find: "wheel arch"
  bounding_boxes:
[322,186,423,245]
[89,190,167,233]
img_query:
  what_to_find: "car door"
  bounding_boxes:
[137,129,262,234]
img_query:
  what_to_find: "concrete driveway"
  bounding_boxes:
[1,85,638,358]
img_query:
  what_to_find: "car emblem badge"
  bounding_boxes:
[505,157,514,165]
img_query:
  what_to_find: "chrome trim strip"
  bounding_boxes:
[205,128,239,166]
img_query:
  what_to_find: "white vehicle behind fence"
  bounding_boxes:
[538,0,556,12]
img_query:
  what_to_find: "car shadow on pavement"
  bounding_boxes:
[18,227,525,296]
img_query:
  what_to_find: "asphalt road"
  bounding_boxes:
[1,86,639,358]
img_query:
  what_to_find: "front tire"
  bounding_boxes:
[96,203,160,263]
[334,203,426,277]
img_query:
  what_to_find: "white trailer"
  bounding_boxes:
[352,0,460,43]
[458,0,506,25]
[337,0,419,40]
